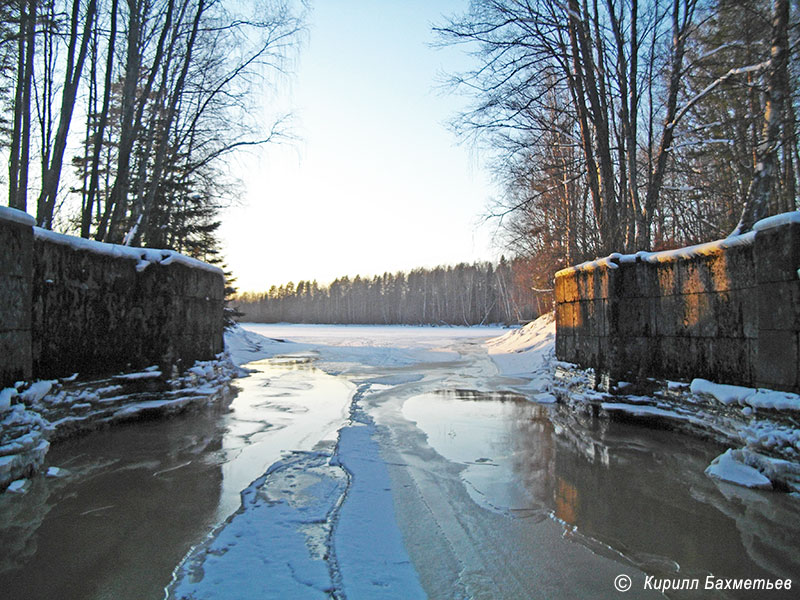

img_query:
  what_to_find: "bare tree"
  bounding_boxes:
[36,0,97,228]
[734,0,793,234]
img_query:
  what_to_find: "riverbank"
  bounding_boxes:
[486,314,800,493]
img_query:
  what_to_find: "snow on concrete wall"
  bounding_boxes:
[555,212,800,393]
[0,208,224,386]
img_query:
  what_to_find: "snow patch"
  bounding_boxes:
[112,370,163,381]
[706,449,772,490]
[691,378,800,411]
[0,205,36,227]
[487,313,558,398]
[0,388,15,413]
[33,227,223,275]
[752,210,800,232]
[6,478,30,494]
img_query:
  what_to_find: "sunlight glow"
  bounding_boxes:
[220,0,499,292]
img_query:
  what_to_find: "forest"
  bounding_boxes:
[1,0,301,263]
[2,0,799,324]
[437,0,799,291]
[233,258,548,325]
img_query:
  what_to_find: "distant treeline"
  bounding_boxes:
[234,258,548,325]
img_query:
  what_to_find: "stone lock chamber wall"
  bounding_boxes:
[554,213,800,393]
[1,207,225,387]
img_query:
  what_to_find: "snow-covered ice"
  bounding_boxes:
[706,449,773,489]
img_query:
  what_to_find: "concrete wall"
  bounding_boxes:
[1,208,224,387]
[0,208,35,385]
[555,213,800,392]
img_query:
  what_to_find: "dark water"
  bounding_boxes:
[0,410,226,600]
[0,359,351,600]
[2,372,798,599]
[404,390,800,595]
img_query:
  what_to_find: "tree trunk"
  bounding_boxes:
[36,0,97,228]
[733,0,790,235]
[82,0,118,238]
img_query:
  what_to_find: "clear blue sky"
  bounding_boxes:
[221,0,500,292]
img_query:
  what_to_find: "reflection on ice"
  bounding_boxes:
[0,357,353,600]
[404,388,800,584]
[216,359,353,520]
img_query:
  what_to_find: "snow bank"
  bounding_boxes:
[486,313,558,398]
[691,378,800,411]
[225,324,309,366]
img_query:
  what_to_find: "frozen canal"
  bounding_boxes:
[1,323,798,599]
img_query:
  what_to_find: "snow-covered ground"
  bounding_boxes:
[0,357,240,491]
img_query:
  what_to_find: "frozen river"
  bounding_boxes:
[1,324,798,598]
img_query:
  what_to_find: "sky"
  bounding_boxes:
[220,0,502,293]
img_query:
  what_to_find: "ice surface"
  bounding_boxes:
[168,452,346,600]
[332,416,426,599]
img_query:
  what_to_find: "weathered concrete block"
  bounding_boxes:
[555,271,579,304]
[592,268,612,300]
[576,334,600,367]
[726,245,756,289]
[713,291,744,338]
[30,233,224,379]
[576,299,602,337]
[553,213,800,392]
[711,337,752,385]
[0,213,33,386]
[0,275,31,331]
[556,302,575,331]
[0,219,33,278]
[757,280,800,331]
[755,221,800,284]
[655,261,679,296]
[616,297,656,337]
[655,295,680,337]
[675,292,715,337]
[0,330,31,384]
[555,330,567,361]
[616,262,655,299]
[739,287,758,339]
[756,330,798,390]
